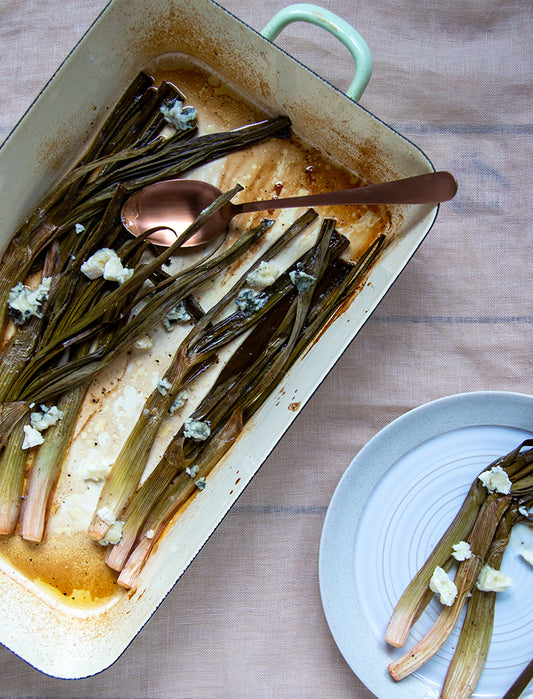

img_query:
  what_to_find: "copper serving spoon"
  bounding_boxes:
[121,170,457,248]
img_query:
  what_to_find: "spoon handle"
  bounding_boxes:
[235,171,457,214]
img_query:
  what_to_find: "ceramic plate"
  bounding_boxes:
[319,391,533,698]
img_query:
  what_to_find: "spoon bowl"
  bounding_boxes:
[121,171,457,248]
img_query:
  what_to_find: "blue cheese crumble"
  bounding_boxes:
[169,390,188,415]
[185,464,199,478]
[22,404,63,450]
[246,261,280,288]
[195,477,207,491]
[30,404,63,432]
[478,465,512,495]
[183,418,211,441]
[160,99,197,131]
[451,541,472,561]
[236,289,266,316]
[22,425,45,450]
[429,565,457,606]
[80,248,133,285]
[74,223,85,235]
[133,335,153,350]
[476,564,513,592]
[289,268,316,294]
[163,301,192,331]
[97,506,117,526]
[7,277,51,325]
[156,377,172,396]
[100,520,124,545]
[83,462,111,482]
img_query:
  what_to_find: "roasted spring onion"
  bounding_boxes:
[0,72,293,539]
[387,440,533,698]
[88,209,323,541]
[0,68,388,605]
[97,227,385,588]
[441,502,523,699]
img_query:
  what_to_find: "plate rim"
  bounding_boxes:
[318,390,533,699]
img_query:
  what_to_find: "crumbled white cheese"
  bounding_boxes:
[520,548,533,566]
[156,377,172,396]
[100,520,124,545]
[7,277,51,325]
[163,301,192,331]
[97,506,117,527]
[80,248,116,279]
[133,335,154,350]
[185,464,199,478]
[519,504,529,517]
[22,425,45,450]
[429,566,458,606]
[80,248,133,284]
[195,477,207,491]
[74,223,85,235]
[476,564,513,592]
[452,541,472,561]
[183,418,211,441]
[289,268,316,293]
[236,289,266,316]
[246,260,280,288]
[30,404,63,432]
[478,465,512,494]
[83,462,111,482]
[103,254,134,284]
[169,390,188,415]
[510,520,533,566]
[160,99,197,131]
[145,529,155,540]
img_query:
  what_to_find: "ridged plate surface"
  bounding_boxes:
[319,391,533,699]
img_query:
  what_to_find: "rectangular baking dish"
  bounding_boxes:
[0,0,439,679]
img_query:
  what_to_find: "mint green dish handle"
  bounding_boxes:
[261,3,372,101]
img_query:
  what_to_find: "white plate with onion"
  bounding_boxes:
[319,390,533,698]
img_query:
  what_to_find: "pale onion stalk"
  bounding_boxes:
[441,505,517,699]
[384,478,487,647]
[87,346,192,540]
[105,439,185,570]
[117,409,243,589]
[0,424,27,535]
[232,218,336,417]
[385,441,533,648]
[18,384,88,542]
[388,493,511,681]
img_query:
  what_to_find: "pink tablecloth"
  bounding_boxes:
[0,1,531,697]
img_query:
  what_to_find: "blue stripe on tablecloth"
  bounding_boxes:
[370,315,532,324]
[393,124,533,135]
[232,504,327,515]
